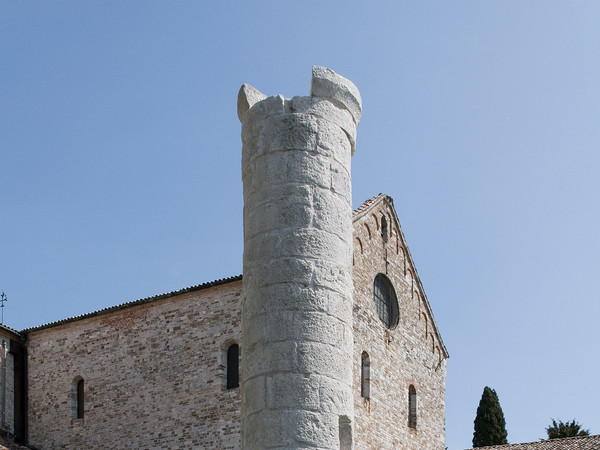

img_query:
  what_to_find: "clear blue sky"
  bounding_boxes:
[2,2,599,448]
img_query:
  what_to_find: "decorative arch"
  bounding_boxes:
[355,237,363,255]
[406,268,413,286]
[421,312,428,337]
[398,246,406,273]
[371,213,379,230]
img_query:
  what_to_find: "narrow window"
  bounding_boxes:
[226,343,239,389]
[408,385,417,429]
[381,215,388,243]
[73,377,84,419]
[361,352,370,399]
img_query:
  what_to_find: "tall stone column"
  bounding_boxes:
[238,66,361,449]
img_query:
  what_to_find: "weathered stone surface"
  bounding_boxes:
[310,66,362,126]
[241,67,359,448]
[237,84,267,122]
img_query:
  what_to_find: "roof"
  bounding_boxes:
[352,193,387,218]
[0,323,21,338]
[22,275,242,333]
[464,435,600,450]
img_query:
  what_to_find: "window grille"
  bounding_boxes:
[373,273,399,329]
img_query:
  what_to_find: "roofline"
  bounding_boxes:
[353,194,449,359]
[0,322,21,339]
[22,275,243,334]
[464,433,600,449]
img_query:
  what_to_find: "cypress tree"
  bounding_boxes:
[472,386,508,447]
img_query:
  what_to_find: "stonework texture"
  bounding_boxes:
[239,66,361,449]
[352,195,447,450]
[26,280,243,450]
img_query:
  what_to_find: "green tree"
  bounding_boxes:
[545,419,589,439]
[472,386,508,447]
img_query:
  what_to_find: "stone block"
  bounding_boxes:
[241,375,265,416]
[242,340,296,378]
[237,84,266,122]
[265,373,320,410]
[241,282,330,318]
[311,66,362,126]
[259,113,319,153]
[297,342,352,382]
[319,376,354,414]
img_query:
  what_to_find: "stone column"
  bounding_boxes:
[238,66,361,449]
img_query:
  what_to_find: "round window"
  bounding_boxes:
[373,273,399,329]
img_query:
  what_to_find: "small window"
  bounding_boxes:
[373,273,399,329]
[408,385,417,429]
[226,344,239,389]
[361,352,370,399]
[72,377,84,419]
[381,215,388,243]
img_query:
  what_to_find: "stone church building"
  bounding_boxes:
[0,68,448,449]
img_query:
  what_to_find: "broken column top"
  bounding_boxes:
[237,66,362,125]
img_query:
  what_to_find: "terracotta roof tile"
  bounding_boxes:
[22,275,243,333]
[352,193,387,218]
[464,435,600,450]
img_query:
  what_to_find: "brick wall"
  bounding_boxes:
[352,196,447,450]
[26,280,242,450]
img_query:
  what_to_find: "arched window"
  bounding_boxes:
[373,273,399,329]
[226,343,239,389]
[381,215,388,243]
[408,385,417,429]
[360,352,370,399]
[72,377,84,419]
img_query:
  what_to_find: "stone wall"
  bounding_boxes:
[239,66,361,449]
[25,279,242,450]
[352,195,447,450]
